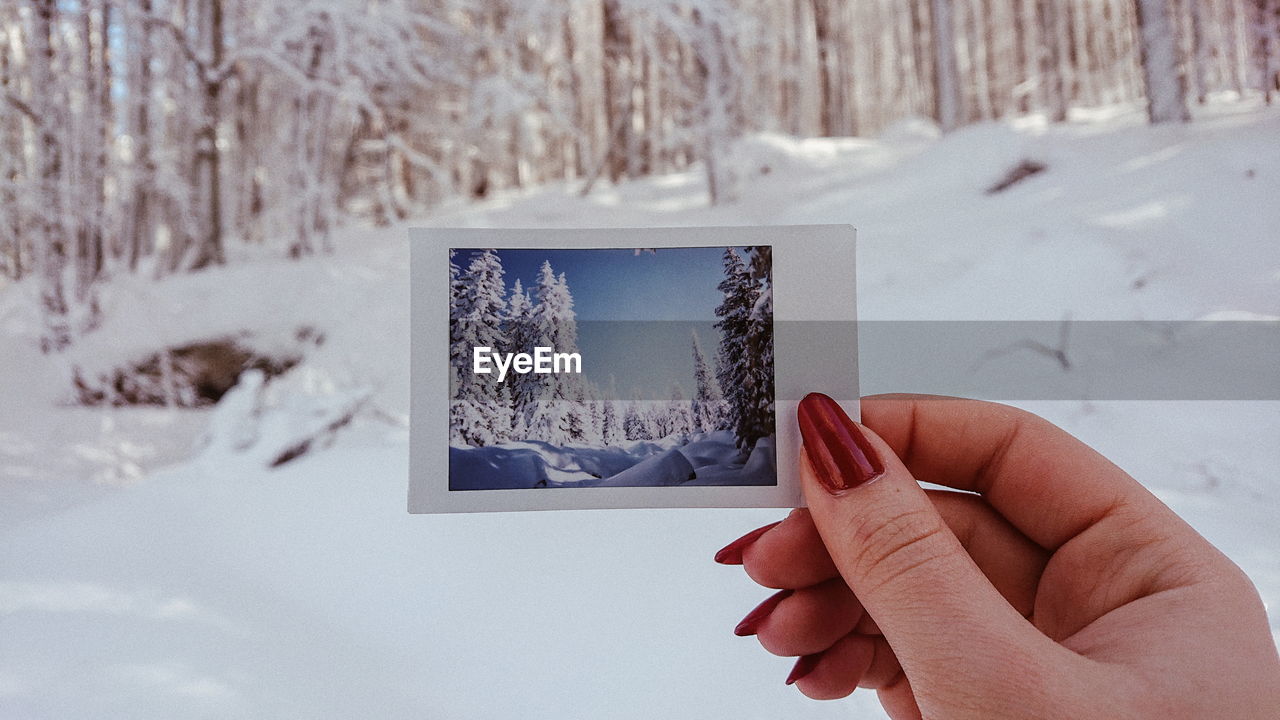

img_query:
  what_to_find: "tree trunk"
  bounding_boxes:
[1189,0,1211,103]
[33,0,70,352]
[1254,0,1278,103]
[931,0,963,131]
[128,0,154,271]
[812,0,835,136]
[1135,0,1192,122]
[601,0,632,184]
[1037,0,1069,121]
[192,0,225,269]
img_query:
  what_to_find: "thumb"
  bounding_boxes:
[797,393,1043,684]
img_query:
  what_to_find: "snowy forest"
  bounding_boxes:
[2,0,1279,716]
[448,246,775,489]
[2,0,1279,355]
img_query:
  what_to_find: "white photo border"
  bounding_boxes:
[409,225,858,513]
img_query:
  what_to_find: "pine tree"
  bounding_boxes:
[691,329,727,433]
[715,247,774,449]
[450,249,510,446]
[566,379,589,444]
[667,382,694,438]
[743,246,776,444]
[504,277,537,434]
[586,382,604,445]
[624,389,652,441]
[601,374,624,445]
[520,260,583,445]
[648,398,672,439]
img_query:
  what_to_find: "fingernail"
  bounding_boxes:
[785,652,822,685]
[714,521,782,565]
[798,393,885,494]
[734,589,793,637]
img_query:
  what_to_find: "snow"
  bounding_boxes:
[2,102,1279,719]
[447,431,770,490]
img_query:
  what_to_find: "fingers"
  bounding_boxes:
[788,633,876,700]
[860,394,1161,550]
[726,494,1048,616]
[735,509,837,589]
[788,635,906,701]
[797,393,1046,681]
[745,578,864,657]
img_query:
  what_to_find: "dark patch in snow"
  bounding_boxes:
[72,328,321,408]
[985,159,1048,195]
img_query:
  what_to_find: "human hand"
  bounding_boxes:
[716,393,1280,719]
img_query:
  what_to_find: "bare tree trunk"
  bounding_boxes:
[1189,0,1211,103]
[911,0,934,119]
[0,19,23,280]
[811,0,835,136]
[601,0,632,184]
[1037,0,1069,121]
[1225,0,1248,95]
[1014,0,1036,112]
[931,0,963,131]
[192,0,225,269]
[1135,0,1192,121]
[127,0,155,271]
[1254,0,1278,103]
[32,0,70,352]
[692,8,739,205]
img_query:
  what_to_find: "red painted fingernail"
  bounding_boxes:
[714,521,782,565]
[785,652,822,685]
[798,393,885,494]
[734,589,793,637]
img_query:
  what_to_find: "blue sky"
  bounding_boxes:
[486,246,728,322]
[455,246,740,397]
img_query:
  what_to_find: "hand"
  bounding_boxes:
[716,393,1280,719]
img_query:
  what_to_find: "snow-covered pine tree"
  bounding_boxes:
[648,398,673,439]
[690,328,727,433]
[566,380,589,444]
[715,246,774,449]
[585,381,604,445]
[667,382,693,439]
[504,278,537,436]
[601,375,624,446]
[450,249,510,446]
[521,260,583,445]
[624,389,652,441]
[448,249,467,444]
[715,247,753,447]
[742,245,776,444]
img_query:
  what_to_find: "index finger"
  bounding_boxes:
[860,394,1160,550]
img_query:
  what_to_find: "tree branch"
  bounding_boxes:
[2,92,38,122]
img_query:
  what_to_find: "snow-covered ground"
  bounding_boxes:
[449,431,775,490]
[2,102,1278,719]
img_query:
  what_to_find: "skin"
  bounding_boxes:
[730,394,1280,719]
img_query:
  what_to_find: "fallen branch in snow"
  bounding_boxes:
[969,315,1073,372]
[200,366,373,470]
[269,394,370,468]
[985,159,1048,194]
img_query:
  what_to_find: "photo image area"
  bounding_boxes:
[448,246,776,491]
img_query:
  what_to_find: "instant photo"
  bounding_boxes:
[409,226,858,513]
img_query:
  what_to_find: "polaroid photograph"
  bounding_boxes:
[409,226,858,513]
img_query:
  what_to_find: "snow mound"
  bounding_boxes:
[878,115,943,143]
[198,365,372,470]
[599,448,696,487]
[678,430,746,468]
[687,435,777,487]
